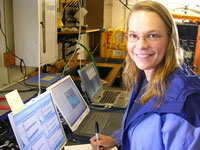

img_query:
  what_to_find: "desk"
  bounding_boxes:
[0,65,124,149]
[0,82,38,119]
[0,62,122,119]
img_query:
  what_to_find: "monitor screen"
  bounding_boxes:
[8,91,67,150]
[47,75,90,132]
[78,63,102,99]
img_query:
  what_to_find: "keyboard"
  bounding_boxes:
[79,112,111,134]
[99,91,120,103]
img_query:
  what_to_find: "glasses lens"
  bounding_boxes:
[126,33,163,42]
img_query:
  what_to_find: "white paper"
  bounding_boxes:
[5,89,25,115]
[64,144,118,150]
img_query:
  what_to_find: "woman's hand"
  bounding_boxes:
[90,134,116,150]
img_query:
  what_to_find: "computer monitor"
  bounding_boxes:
[47,75,90,132]
[8,91,67,150]
[78,63,102,99]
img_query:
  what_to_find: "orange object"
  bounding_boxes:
[193,25,200,75]
[172,13,200,75]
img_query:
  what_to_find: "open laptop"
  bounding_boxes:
[47,75,123,138]
[78,63,130,108]
[8,91,67,150]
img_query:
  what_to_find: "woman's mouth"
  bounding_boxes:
[136,54,152,58]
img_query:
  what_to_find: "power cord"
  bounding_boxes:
[61,0,82,79]
[0,119,19,149]
[77,42,100,76]
[79,82,125,112]
[0,17,44,93]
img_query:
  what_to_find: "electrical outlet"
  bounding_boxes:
[4,51,16,67]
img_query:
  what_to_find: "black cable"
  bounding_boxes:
[0,20,26,81]
[119,0,130,10]
[14,80,38,90]
[0,24,23,61]
[0,118,15,141]
[0,23,46,93]
[78,83,125,112]
[0,118,19,149]
[82,90,125,112]
[0,88,39,94]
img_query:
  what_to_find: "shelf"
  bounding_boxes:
[58,28,101,35]
[57,28,101,60]
[86,29,101,33]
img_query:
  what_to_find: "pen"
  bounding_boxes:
[95,121,100,150]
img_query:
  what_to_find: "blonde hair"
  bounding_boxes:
[123,0,184,106]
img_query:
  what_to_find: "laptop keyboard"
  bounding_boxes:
[80,112,111,134]
[99,91,121,103]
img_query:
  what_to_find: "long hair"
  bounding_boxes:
[123,0,184,106]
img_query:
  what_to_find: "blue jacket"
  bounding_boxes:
[112,64,200,150]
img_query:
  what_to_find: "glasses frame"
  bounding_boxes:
[125,32,164,43]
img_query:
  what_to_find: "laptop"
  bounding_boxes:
[77,63,130,108]
[8,91,67,150]
[47,75,123,138]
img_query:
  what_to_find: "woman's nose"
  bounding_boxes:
[135,37,148,49]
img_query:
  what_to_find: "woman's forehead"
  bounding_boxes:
[128,10,167,33]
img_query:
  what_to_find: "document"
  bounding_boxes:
[5,89,25,115]
[64,144,118,150]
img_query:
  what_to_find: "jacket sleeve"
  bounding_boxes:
[111,128,122,147]
[162,113,200,149]
[162,93,200,149]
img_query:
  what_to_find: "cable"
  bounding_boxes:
[0,97,6,101]
[91,42,100,55]
[0,5,49,94]
[0,77,44,94]
[80,86,124,112]
[119,0,130,10]
[0,88,38,94]
[14,80,42,90]
[77,42,100,76]
[61,0,82,79]
[0,97,9,110]
[0,83,43,94]
[0,23,23,62]
[0,118,18,149]
[0,15,32,92]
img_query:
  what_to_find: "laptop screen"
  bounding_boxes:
[47,75,90,132]
[78,63,102,99]
[8,91,67,150]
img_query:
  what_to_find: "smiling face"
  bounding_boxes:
[127,10,169,80]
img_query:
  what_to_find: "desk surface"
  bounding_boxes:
[0,63,124,148]
[0,82,38,118]
[0,62,122,118]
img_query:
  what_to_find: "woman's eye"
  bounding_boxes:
[129,34,138,39]
[148,34,159,39]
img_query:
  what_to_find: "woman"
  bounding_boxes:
[90,1,200,150]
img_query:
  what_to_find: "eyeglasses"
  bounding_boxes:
[125,33,164,43]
